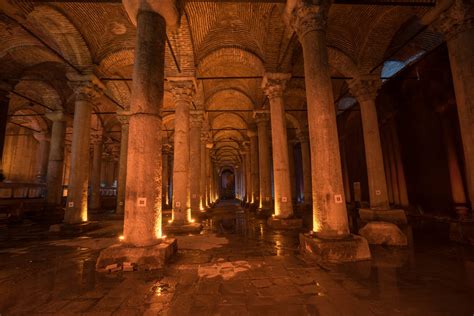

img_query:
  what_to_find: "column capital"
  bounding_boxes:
[123,0,179,29]
[189,110,204,128]
[169,77,196,105]
[297,131,309,143]
[432,0,474,41]
[91,132,103,145]
[254,110,270,124]
[67,73,105,103]
[33,131,51,143]
[45,110,66,122]
[0,82,13,101]
[261,73,291,100]
[348,76,382,103]
[116,110,132,126]
[286,1,331,39]
[247,129,257,138]
[162,143,173,154]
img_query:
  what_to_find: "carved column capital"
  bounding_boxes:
[123,0,179,29]
[169,78,196,105]
[162,143,173,154]
[348,76,382,103]
[261,73,291,100]
[67,73,105,103]
[432,0,474,41]
[189,110,204,128]
[116,110,131,126]
[91,132,103,145]
[33,131,51,143]
[254,110,270,125]
[45,110,66,122]
[288,2,331,39]
[297,132,309,143]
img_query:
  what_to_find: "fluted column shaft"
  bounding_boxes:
[349,78,390,209]
[123,9,165,245]
[65,74,104,224]
[170,79,194,224]
[290,4,349,237]
[262,73,293,218]
[255,113,272,209]
[45,111,66,205]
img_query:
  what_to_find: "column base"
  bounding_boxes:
[267,217,303,230]
[359,208,407,225]
[49,221,100,234]
[256,208,272,219]
[359,221,408,246]
[299,233,371,263]
[164,222,203,234]
[449,221,474,245]
[96,238,177,272]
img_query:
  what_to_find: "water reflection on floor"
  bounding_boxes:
[0,200,473,315]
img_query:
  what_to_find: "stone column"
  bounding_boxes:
[255,112,272,210]
[65,74,104,224]
[200,130,208,209]
[189,110,203,212]
[45,111,67,205]
[262,73,294,219]
[122,7,166,245]
[349,78,390,210]
[436,4,474,211]
[437,104,469,218]
[288,138,297,203]
[0,83,12,182]
[169,79,194,225]
[287,1,370,259]
[162,144,171,208]
[33,132,51,183]
[242,144,251,205]
[248,128,259,206]
[388,120,409,207]
[205,145,212,206]
[116,113,129,214]
[298,132,312,205]
[89,134,103,210]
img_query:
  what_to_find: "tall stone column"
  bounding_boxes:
[436,3,474,211]
[33,132,51,183]
[298,132,312,205]
[189,110,203,212]
[199,132,207,209]
[162,143,171,208]
[288,139,297,203]
[205,145,212,206]
[340,138,352,204]
[0,85,11,182]
[349,78,390,209]
[65,74,104,224]
[437,104,469,218]
[45,111,66,205]
[286,1,370,260]
[388,120,409,207]
[248,128,259,206]
[89,134,103,210]
[262,73,294,219]
[242,145,251,205]
[116,113,129,214]
[255,112,272,210]
[169,79,194,225]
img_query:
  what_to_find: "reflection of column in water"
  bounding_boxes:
[377,267,400,303]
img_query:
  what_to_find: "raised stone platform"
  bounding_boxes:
[164,222,202,234]
[299,233,371,263]
[359,208,407,225]
[267,217,303,230]
[359,221,408,246]
[96,238,177,271]
[49,221,100,234]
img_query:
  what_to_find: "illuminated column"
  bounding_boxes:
[0,85,11,181]
[45,111,66,205]
[255,112,272,210]
[242,144,251,205]
[436,3,474,211]
[122,6,167,245]
[340,138,352,204]
[349,77,390,210]
[205,145,212,206]
[170,78,195,224]
[189,110,203,212]
[33,132,51,183]
[388,120,409,207]
[289,3,349,237]
[90,134,103,210]
[64,74,104,224]
[262,73,294,218]
[199,131,207,209]
[162,144,171,208]
[298,132,312,205]
[288,139,297,203]
[116,113,129,214]
[248,128,259,205]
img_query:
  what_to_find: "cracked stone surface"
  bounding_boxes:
[0,200,473,315]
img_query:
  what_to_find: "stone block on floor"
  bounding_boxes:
[359,208,407,225]
[299,233,371,263]
[95,238,177,271]
[359,221,408,246]
[164,222,203,234]
[267,217,303,230]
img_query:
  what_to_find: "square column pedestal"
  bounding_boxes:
[358,208,408,246]
[299,233,371,263]
[96,238,177,271]
[165,222,203,234]
[267,216,303,230]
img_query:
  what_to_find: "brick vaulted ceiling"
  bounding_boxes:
[0,0,439,167]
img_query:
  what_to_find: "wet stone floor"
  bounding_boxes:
[0,200,473,315]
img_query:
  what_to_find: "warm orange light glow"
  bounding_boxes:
[118,235,125,241]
